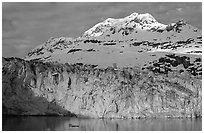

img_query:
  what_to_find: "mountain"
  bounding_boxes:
[25,13,201,69]
[2,12,202,118]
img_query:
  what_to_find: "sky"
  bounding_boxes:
[2,2,202,58]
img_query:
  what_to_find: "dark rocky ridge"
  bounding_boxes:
[3,57,202,118]
[144,54,202,76]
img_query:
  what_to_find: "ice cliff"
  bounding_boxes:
[2,57,202,118]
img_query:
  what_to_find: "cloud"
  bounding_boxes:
[2,39,32,58]
[2,17,16,32]
[2,2,202,58]
[2,36,32,58]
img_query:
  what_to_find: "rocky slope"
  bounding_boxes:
[2,12,202,118]
[2,57,202,118]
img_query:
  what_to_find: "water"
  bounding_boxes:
[2,116,202,131]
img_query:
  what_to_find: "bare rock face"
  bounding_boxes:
[2,57,202,118]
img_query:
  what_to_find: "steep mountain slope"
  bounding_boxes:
[3,12,202,118]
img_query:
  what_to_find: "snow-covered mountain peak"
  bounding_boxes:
[83,12,165,37]
[129,12,157,24]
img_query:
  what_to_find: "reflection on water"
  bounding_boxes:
[2,116,202,131]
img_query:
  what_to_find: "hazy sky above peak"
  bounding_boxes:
[2,2,202,58]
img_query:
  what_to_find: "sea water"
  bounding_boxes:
[2,116,202,131]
